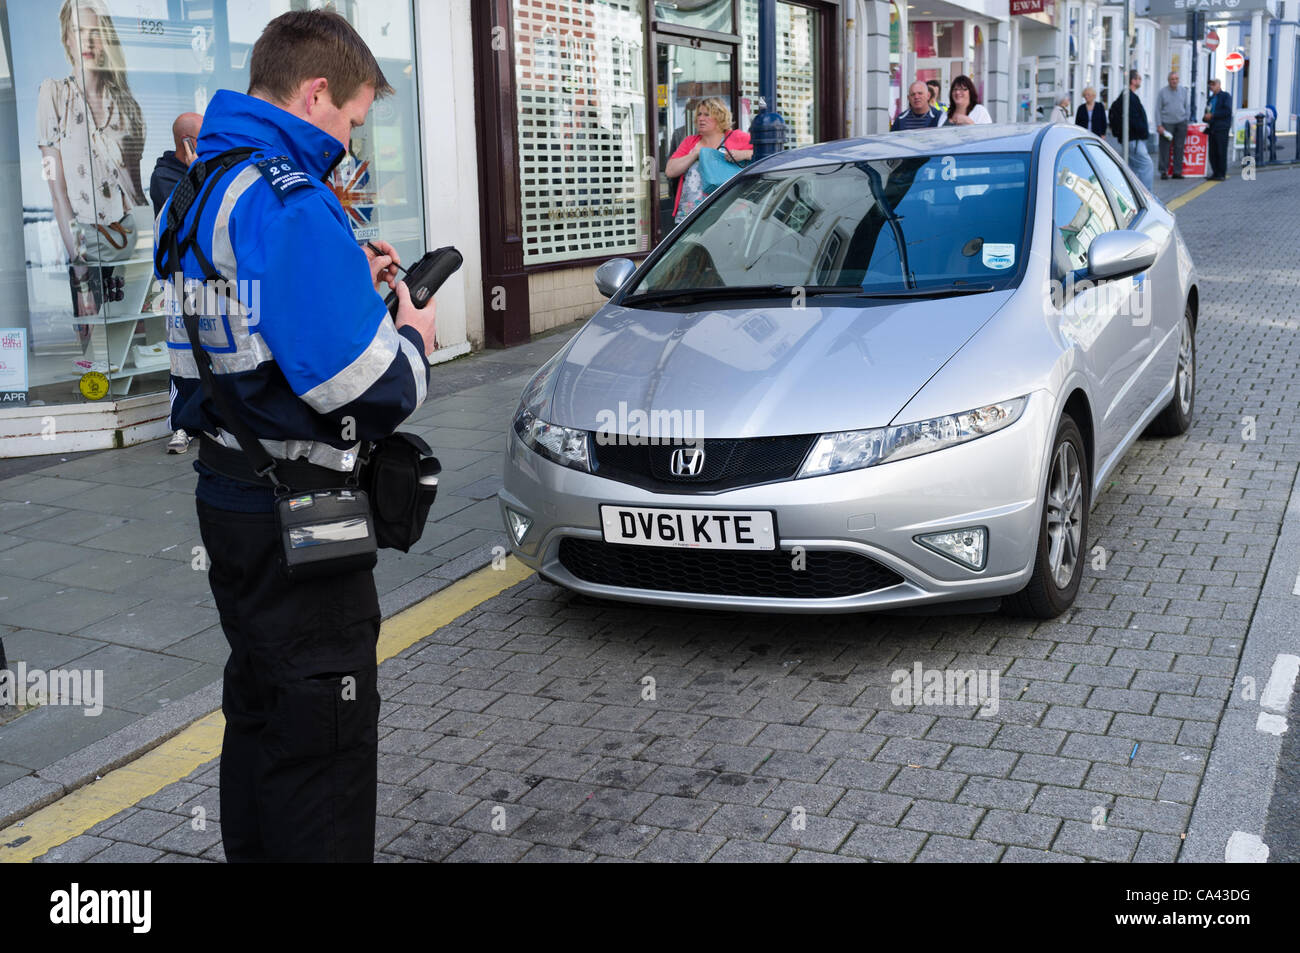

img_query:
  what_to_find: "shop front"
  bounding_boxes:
[0,0,428,457]
[474,0,846,347]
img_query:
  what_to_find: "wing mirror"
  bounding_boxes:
[1087,230,1158,281]
[595,258,636,298]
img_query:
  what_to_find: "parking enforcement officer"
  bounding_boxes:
[156,10,438,862]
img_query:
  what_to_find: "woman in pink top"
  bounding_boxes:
[665,98,753,223]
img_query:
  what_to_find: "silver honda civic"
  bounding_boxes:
[499,124,1198,618]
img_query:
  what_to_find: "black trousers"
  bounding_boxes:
[197,499,380,862]
[1208,125,1229,178]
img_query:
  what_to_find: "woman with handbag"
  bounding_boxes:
[37,0,146,320]
[665,98,753,224]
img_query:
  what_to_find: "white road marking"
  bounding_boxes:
[1292,567,1300,595]
[1260,653,1300,713]
[1224,831,1269,863]
[1256,712,1288,735]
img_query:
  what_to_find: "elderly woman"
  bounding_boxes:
[1049,96,1071,124]
[665,97,753,223]
[1075,87,1108,137]
[937,75,992,125]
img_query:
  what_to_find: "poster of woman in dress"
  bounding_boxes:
[37,0,146,318]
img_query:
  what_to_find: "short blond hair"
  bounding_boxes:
[695,97,733,134]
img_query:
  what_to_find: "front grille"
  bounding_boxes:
[558,538,905,600]
[590,434,817,493]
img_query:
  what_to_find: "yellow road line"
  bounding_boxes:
[1167,177,1220,211]
[0,556,534,864]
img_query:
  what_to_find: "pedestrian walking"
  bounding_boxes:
[1204,78,1233,180]
[1156,71,1189,179]
[1049,96,1071,124]
[1109,70,1154,190]
[1075,87,1107,137]
[665,98,753,224]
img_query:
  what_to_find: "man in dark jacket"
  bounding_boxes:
[1109,70,1153,189]
[1075,86,1107,136]
[148,112,203,217]
[1204,78,1232,180]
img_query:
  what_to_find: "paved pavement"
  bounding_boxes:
[7,164,1300,863]
[0,329,579,821]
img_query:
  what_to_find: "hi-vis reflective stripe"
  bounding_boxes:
[166,162,274,378]
[398,332,428,408]
[210,428,360,472]
[300,317,405,414]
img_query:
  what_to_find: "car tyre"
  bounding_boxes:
[1003,415,1089,620]
[1144,303,1195,437]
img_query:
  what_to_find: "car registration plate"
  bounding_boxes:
[600,505,776,551]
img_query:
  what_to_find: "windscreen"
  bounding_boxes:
[630,152,1032,296]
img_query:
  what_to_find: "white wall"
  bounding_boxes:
[415,0,483,355]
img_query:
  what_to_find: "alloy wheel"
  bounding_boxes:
[1177,313,1194,416]
[1045,442,1084,590]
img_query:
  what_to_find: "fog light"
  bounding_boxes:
[915,527,987,570]
[506,508,532,544]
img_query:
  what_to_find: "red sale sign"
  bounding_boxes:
[1169,124,1209,178]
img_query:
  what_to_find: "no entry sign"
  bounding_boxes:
[1204,30,1219,52]
[1225,51,1244,72]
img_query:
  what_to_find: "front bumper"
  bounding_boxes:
[499,395,1055,613]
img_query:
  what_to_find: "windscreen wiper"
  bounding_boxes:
[621,284,795,307]
[858,284,996,299]
[863,166,914,290]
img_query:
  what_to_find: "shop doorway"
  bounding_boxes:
[915,59,965,106]
[654,37,736,239]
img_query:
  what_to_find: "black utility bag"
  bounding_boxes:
[362,432,441,552]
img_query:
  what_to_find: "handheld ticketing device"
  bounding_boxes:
[381,246,463,316]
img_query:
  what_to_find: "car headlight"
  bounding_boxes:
[798,396,1028,478]
[513,408,591,472]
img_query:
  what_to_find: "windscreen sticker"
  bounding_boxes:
[982,243,1015,270]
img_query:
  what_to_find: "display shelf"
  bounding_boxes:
[75,256,170,397]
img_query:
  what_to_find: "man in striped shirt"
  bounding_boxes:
[892,81,942,131]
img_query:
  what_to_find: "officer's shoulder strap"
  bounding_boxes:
[156,146,257,282]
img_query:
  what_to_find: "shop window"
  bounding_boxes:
[0,0,423,409]
[514,0,651,265]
